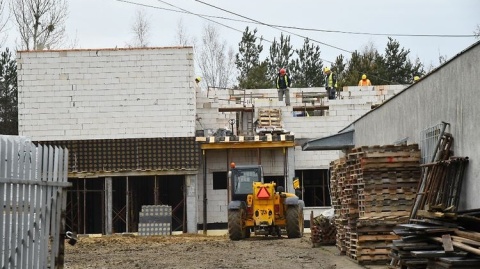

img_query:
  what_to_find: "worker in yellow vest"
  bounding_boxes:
[358,74,372,86]
[324,67,337,100]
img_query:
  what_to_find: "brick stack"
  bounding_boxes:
[138,205,172,236]
[330,144,421,265]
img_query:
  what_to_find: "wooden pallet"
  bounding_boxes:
[257,109,282,127]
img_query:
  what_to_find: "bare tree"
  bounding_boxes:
[128,9,150,48]
[0,0,9,46]
[196,24,236,90]
[11,0,68,50]
[174,19,194,46]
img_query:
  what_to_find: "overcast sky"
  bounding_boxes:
[5,0,480,68]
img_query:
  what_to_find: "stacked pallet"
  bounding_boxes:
[330,158,347,254]
[344,149,361,259]
[256,108,286,134]
[330,144,421,265]
[353,145,421,264]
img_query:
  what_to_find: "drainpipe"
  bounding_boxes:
[203,150,207,234]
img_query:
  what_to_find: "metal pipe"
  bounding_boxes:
[283,147,287,190]
[203,150,207,235]
[126,176,129,233]
[227,149,231,204]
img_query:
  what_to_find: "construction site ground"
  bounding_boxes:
[64,232,386,269]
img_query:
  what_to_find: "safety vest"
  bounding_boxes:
[358,79,371,86]
[326,73,337,88]
[277,75,289,89]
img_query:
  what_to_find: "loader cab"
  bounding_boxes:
[228,163,263,202]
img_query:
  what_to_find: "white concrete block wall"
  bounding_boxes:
[195,84,406,224]
[294,147,340,170]
[18,47,195,140]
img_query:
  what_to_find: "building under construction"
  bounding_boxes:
[16,47,404,234]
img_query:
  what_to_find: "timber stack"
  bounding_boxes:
[330,144,422,265]
[389,154,480,269]
[310,211,336,247]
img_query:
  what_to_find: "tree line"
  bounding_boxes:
[235,27,425,90]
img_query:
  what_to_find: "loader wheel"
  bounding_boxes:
[286,205,304,238]
[228,209,245,241]
[244,227,251,238]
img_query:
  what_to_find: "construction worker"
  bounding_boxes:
[324,67,337,100]
[276,68,291,106]
[194,76,203,93]
[413,76,420,83]
[358,74,372,86]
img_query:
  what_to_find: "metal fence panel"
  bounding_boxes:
[0,136,70,269]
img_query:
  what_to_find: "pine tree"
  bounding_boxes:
[267,33,294,85]
[383,37,423,84]
[292,38,323,87]
[0,48,18,135]
[235,27,270,89]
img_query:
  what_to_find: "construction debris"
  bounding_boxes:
[389,155,474,269]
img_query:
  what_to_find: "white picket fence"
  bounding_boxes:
[0,136,71,269]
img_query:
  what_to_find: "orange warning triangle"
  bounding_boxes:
[257,187,270,199]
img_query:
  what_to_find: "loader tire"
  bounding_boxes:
[286,205,304,238]
[228,209,245,241]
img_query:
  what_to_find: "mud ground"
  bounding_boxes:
[64,233,387,269]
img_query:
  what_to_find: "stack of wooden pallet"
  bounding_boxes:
[344,149,361,259]
[330,144,422,265]
[330,158,347,254]
[256,108,286,134]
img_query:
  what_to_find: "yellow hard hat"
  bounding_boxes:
[414,76,420,81]
[362,74,367,80]
[324,67,330,73]
[195,76,201,82]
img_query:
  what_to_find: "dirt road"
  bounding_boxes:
[64,233,382,269]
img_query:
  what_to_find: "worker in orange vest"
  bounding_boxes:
[358,74,372,86]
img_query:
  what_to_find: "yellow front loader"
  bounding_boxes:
[227,163,304,240]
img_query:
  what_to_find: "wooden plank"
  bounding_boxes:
[411,250,467,258]
[363,151,421,158]
[438,256,480,265]
[417,210,457,219]
[358,234,400,242]
[357,248,391,255]
[451,235,480,247]
[431,237,480,256]
[360,211,410,218]
[361,156,421,164]
[454,229,480,242]
[442,234,454,252]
